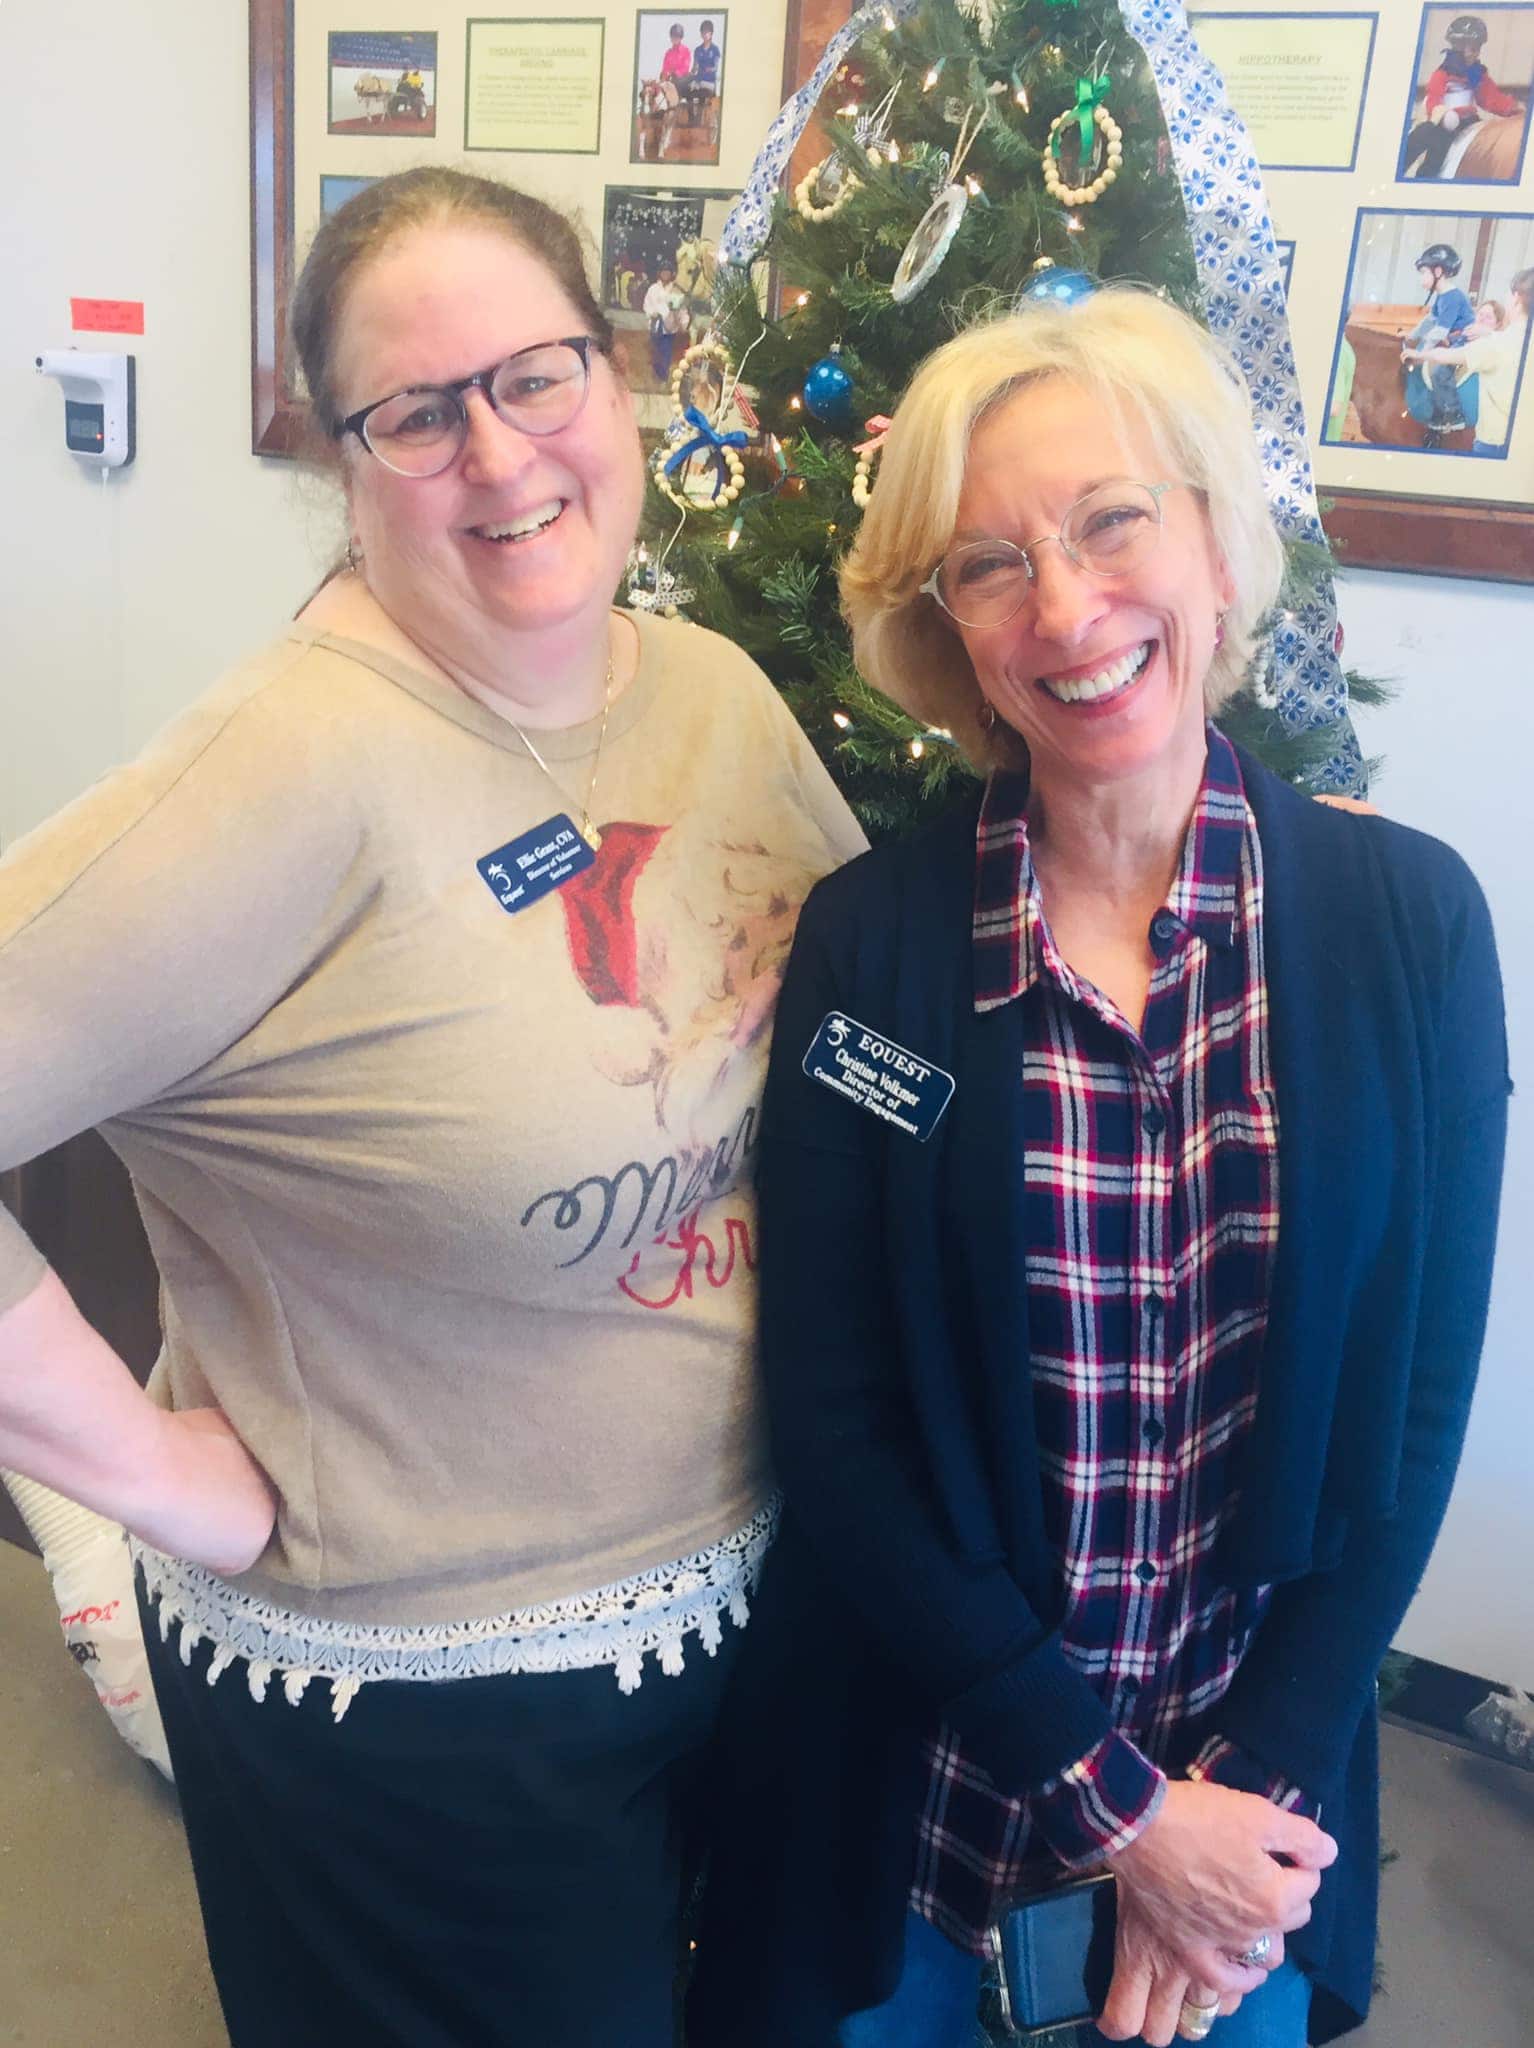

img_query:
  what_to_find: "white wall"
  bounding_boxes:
[1343,570,1534,1691]
[0,8,320,845]
[2,7,1530,1684]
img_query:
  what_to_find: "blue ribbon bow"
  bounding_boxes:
[664,405,749,499]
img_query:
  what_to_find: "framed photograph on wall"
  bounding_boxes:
[631,10,728,167]
[327,30,437,137]
[600,185,739,411]
[1397,4,1532,185]
[320,173,379,220]
[1321,207,1534,462]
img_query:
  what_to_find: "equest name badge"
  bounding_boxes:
[477,813,595,915]
[802,1011,955,1142]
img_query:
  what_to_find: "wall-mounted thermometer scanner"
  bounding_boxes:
[35,348,136,469]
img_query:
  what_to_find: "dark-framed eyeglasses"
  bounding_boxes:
[921,479,1177,630]
[337,335,601,479]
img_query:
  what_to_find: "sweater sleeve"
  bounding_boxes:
[1201,863,1509,1803]
[757,878,1115,1795]
[1476,75,1521,117]
[0,658,363,1312]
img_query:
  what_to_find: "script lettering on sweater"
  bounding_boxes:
[521,1106,758,1267]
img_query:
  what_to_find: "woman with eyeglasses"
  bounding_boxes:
[689,290,1507,2048]
[0,167,861,2046]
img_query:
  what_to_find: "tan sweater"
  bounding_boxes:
[0,614,864,1625]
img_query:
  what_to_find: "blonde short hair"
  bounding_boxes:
[839,287,1284,756]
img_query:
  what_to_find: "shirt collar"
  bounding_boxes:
[972,727,1248,1013]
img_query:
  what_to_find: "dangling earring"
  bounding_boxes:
[977,701,997,734]
[1214,608,1228,649]
[346,538,363,574]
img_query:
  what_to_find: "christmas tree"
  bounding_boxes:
[635,0,1378,840]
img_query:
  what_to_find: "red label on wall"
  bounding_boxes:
[70,297,145,334]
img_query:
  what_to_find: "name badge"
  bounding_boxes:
[802,1011,955,1142]
[477,813,595,915]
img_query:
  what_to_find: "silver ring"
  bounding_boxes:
[1235,1932,1273,1969]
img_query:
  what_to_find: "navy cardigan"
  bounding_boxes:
[689,750,1509,2047]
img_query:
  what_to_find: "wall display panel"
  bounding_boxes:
[464,18,605,154]
[1190,12,1378,169]
[250,0,800,457]
[1194,0,1534,578]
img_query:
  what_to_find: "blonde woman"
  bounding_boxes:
[691,290,1507,2048]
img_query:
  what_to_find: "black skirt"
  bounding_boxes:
[139,1570,733,2048]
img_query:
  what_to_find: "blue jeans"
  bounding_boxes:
[839,1908,1312,2048]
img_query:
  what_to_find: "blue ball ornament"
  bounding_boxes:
[1016,266,1099,309]
[802,348,855,425]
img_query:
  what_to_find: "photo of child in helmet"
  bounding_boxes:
[1405,242,1477,431]
[1322,206,1534,458]
[1399,8,1530,183]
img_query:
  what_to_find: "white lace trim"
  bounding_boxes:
[131,1500,778,1724]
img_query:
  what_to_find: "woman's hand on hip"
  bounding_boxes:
[132,1407,278,1575]
[1094,1779,1334,2039]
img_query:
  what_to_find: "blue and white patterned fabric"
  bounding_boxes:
[1116,0,1360,789]
[722,0,1361,790]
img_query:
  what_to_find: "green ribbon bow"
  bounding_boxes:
[1053,73,1110,160]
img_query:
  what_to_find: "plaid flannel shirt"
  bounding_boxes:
[912,730,1315,1957]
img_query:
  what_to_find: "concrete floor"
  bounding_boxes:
[1,1537,1531,2046]
[0,1540,222,2047]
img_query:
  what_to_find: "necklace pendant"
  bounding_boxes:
[580,819,603,852]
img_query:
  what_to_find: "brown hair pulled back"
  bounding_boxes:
[290,167,616,444]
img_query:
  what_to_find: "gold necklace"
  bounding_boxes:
[507,656,615,852]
